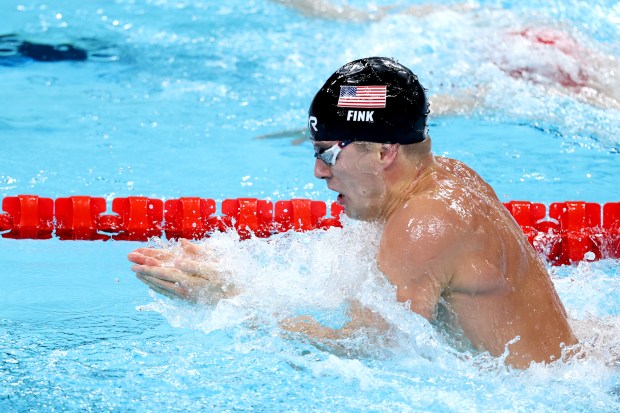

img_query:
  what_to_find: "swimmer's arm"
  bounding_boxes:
[280,300,389,340]
[378,203,456,321]
[269,0,389,22]
[128,239,238,305]
[254,127,308,145]
[429,86,488,116]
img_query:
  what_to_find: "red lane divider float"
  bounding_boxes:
[0,195,54,239]
[1,195,619,265]
[505,200,620,265]
[0,195,344,242]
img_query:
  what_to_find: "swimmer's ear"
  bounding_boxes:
[379,143,399,164]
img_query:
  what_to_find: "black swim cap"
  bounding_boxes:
[308,57,429,144]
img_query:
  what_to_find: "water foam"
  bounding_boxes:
[140,220,453,361]
[136,222,620,410]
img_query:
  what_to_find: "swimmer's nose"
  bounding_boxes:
[314,158,332,179]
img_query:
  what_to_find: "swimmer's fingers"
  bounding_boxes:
[128,252,166,267]
[127,252,155,266]
[131,264,195,284]
[128,252,181,270]
[173,257,225,284]
[177,239,224,279]
[131,240,207,262]
[128,248,175,263]
[180,238,212,259]
[134,265,214,302]
[136,273,193,301]
[130,249,221,283]
[128,242,205,266]
[131,241,229,303]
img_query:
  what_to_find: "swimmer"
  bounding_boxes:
[0,34,119,64]
[129,57,579,369]
[271,1,620,110]
[0,34,87,62]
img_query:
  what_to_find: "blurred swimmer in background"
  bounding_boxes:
[258,1,619,144]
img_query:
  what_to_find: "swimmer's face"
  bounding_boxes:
[313,140,387,221]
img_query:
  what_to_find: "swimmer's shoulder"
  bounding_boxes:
[433,156,478,180]
[434,155,499,200]
[394,185,472,241]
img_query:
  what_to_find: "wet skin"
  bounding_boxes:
[313,139,578,368]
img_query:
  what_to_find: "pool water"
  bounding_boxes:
[1,0,620,411]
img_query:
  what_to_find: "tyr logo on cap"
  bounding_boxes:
[308,116,318,132]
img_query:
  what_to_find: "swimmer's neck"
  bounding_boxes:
[379,151,438,220]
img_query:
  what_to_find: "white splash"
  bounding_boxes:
[139,222,620,406]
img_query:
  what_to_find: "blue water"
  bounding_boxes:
[1,0,620,412]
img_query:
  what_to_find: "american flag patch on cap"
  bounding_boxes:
[337,85,387,108]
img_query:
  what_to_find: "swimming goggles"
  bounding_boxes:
[314,141,352,166]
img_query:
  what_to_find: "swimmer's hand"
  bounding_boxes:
[280,315,346,340]
[280,301,389,341]
[128,239,236,304]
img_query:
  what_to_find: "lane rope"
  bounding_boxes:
[1,195,618,265]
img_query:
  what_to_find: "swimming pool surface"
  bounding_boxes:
[1,0,620,412]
